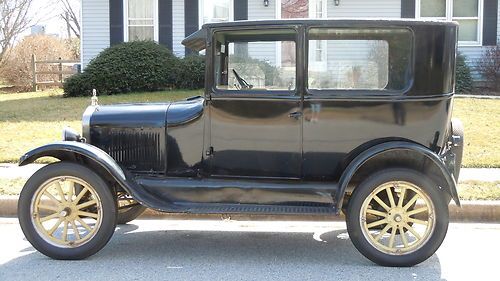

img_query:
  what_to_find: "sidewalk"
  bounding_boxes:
[1,163,499,182]
[459,168,500,182]
[0,163,45,179]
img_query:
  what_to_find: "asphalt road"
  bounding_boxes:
[0,218,499,281]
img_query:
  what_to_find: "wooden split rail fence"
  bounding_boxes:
[31,54,80,91]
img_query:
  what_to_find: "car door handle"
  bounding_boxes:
[288,111,302,119]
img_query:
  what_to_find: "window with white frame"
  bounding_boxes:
[417,0,483,45]
[199,0,233,27]
[124,0,158,42]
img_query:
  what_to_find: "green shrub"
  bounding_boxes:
[175,55,205,89]
[455,53,473,94]
[64,41,179,97]
[230,55,280,86]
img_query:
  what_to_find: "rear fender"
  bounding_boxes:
[336,141,460,214]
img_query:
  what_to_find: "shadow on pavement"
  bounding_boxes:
[0,223,445,281]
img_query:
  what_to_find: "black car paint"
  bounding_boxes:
[20,20,460,214]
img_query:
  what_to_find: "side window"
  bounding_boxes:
[307,28,412,92]
[214,29,296,92]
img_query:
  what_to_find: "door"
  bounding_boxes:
[208,28,302,178]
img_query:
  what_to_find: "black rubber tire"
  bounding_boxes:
[450,118,464,180]
[117,204,146,224]
[346,168,449,267]
[18,162,117,260]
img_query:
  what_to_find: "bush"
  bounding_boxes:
[64,41,179,97]
[174,55,205,89]
[0,35,76,91]
[456,53,473,94]
[477,45,500,90]
[230,55,280,86]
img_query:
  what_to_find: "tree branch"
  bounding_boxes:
[0,0,34,65]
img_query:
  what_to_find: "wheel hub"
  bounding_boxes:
[387,208,406,226]
[394,214,402,223]
[59,207,71,217]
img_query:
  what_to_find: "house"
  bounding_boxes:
[81,0,499,80]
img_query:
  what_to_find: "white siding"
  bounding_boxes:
[247,0,277,63]
[323,0,401,84]
[248,0,402,20]
[327,0,401,18]
[246,0,401,67]
[172,0,185,57]
[81,0,110,69]
[248,0,275,20]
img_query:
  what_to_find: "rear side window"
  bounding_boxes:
[307,28,412,92]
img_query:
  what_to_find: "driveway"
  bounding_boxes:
[0,219,498,281]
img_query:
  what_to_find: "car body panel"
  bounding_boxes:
[302,96,453,181]
[208,96,302,178]
[165,97,206,176]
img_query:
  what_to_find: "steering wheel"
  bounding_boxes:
[232,69,253,89]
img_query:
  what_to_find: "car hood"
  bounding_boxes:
[84,96,205,130]
[88,103,170,128]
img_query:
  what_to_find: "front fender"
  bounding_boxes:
[18,141,168,210]
[335,141,460,214]
[19,141,126,180]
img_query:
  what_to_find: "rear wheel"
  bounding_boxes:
[117,192,146,224]
[18,162,117,260]
[346,168,449,267]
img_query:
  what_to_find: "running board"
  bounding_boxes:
[169,202,337,215]
[133,176,339,215]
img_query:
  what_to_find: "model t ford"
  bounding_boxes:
[18,19,463,267]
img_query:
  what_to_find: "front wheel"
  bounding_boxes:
[18,162,117,260]
[346,168,449,267]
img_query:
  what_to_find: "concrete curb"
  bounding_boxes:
[1,195,499,222]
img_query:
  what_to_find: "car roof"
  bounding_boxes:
[201,18,458,28]
[182,18,458,51]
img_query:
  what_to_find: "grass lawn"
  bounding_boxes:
[453,98,500,168]
[0,90,498,167]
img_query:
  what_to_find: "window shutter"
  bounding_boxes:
[401,0,416,18]
[234,0,248,21]
[109,0,124,45]
[184,0,199,55]
[159,0,173,49]
[482,0,498,46]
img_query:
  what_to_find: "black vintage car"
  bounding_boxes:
[18,19,463,267]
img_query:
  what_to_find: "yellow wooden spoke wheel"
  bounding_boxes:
[18,162,117,260]
[346,168,449,267]
[30,176,103,248]
[360,181,435,255]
